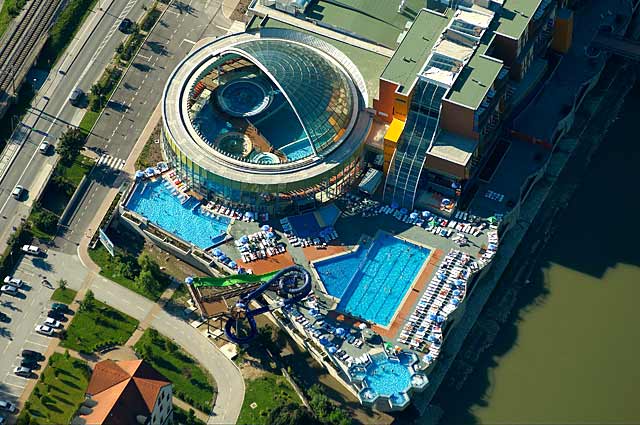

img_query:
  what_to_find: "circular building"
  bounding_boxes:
[161,29,372,214]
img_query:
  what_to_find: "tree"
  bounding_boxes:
[58,279,68,290]
[267,402,318,425]
[186,408,197,425]
[138,252,160,277]
[30,207,58,234]
[79,290,96,312]
[57,127,86,165]
[135,270,157,293]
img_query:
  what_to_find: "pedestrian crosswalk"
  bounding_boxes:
[97,154,126,172]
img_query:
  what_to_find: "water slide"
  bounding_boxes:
[192,271,278,288]
[224,265,312,344]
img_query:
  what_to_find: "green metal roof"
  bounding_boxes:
[380,9,451,96]
[446,40,503,110]
[495,0,544,39]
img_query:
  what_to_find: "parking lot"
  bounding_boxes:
[0,248,86,406]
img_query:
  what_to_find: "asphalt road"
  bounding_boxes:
[0,0,148,252]
[57,0,233,253]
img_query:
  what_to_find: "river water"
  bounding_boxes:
[438,84,640,424]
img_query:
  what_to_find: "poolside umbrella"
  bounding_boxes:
[428,313,437,321]
[266,231,276,239]
[184,276,194,285]
[335,327,346,336]
[239,235,249,244]
[328,346,337,354]
[423,354,434,363]
[427,335,437,343]
[228,261,237,269]
[451,181,460,189]
[451,298,460,306]
[488,243,498,250]
[309,308,319,316]
[384,342,394,350]
[237,268,246,274]
[212,248,223,257]
[146,167,155,174]
[437,271,446,280]
[135,170,144,179]
[422,211,430,217]
[488,216,498,224]
[319,336,330,346]
[399,207,408,215]
[336,314,345,322]
[441,198,451,206]
[436,315,445,324]
[390,201,399,209]
[358,323,367,330]
[261,224,270,232]
[456,279,465,287]
[452,289,462,296]
[409,212,419,220]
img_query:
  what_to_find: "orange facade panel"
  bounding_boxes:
[552,9,573,54]
[383,118,405,174]
[376,79,398,123]
[440,100,477,140]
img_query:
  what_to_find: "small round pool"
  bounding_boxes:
[217,79,271,117]
[253,152,280,164]
[364,355,412,397]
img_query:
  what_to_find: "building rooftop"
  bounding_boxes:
[380,8,451,95]
[82,360,170,425]
[445,39,503,110]
[428,130,478,166]
[495,0,544,40]
[303,0,427,48]
[246,16,388,105]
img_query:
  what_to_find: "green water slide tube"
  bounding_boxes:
[192,271,279,288]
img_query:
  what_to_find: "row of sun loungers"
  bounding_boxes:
[239,245,286,263]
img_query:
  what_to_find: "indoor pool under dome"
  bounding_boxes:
[216,78,272,117]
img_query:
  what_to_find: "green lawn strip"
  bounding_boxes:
[18,353,91,425]
[134,329,216,412]
[51,288,77,304]
[61,297,138,354]
[172,405,206,425]
[237,374,301,425]
[79,109,100,135]
[39,154,95,216]
[37,0,99,69]
[88,245,168,301]
[0,0,27,39]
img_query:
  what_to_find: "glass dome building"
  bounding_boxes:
[161,29,372,214]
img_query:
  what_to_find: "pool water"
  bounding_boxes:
[126,180,230,250]
[364,355,412,397]
[316,233,430,326]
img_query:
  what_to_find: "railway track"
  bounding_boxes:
[0,0,62,96]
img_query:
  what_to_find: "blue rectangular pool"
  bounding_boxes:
[126,180,230,250]
[314,233,431,326]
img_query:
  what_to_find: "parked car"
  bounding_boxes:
[0,400,16,413]
[11,185,24,200]
[47,309,65,320]
[20,358,39,369]
[3,276,23,288]
[0,414,6,424]
[35,325,54,336]
[14,366,31,377]
[69,87,83,106]
[38,141,50,154]
[21,245,42,256]
[43,318,61,328]
[22,349,43,360]
[0,285,18,295]
[0,312,9,323]
[50,302,69,312]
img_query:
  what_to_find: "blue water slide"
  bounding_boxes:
[224,265,311,344]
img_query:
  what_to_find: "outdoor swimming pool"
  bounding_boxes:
[315,233,430,326]
[364,354,412,397]
[126,180,230,250]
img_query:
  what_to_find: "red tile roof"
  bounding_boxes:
[81,359,170,425]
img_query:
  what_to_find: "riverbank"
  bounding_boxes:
[430,59,638,424]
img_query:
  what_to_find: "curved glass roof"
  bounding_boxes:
[232,39,355,155]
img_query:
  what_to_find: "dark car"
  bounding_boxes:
[47,309,65,320]
[118,18,133,33]
[20,358,39,369]
[22,349,44,360]
[51,302,69,313]
[0,312,9,323]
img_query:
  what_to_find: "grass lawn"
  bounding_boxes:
[39,154,94,215]
[51,287,77,304]
[88,244,169,301]
[134,329,216,412]
[59,154,94,185]
[237,374,301,425]
[0,0,26,39]
[61,297,138,353]
[18,353,90,425]
[173,405,206,425]
[79,109,100,135]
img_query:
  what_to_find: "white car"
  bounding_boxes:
[21,245,42,256]
[11,185,24,199]
[0,285,17,295]
[0,400,16,413]
[3,276,23,288]
[14,366,31,377]
[38,141,50,154]
[43,318,61,328]
[35,325,54,336]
